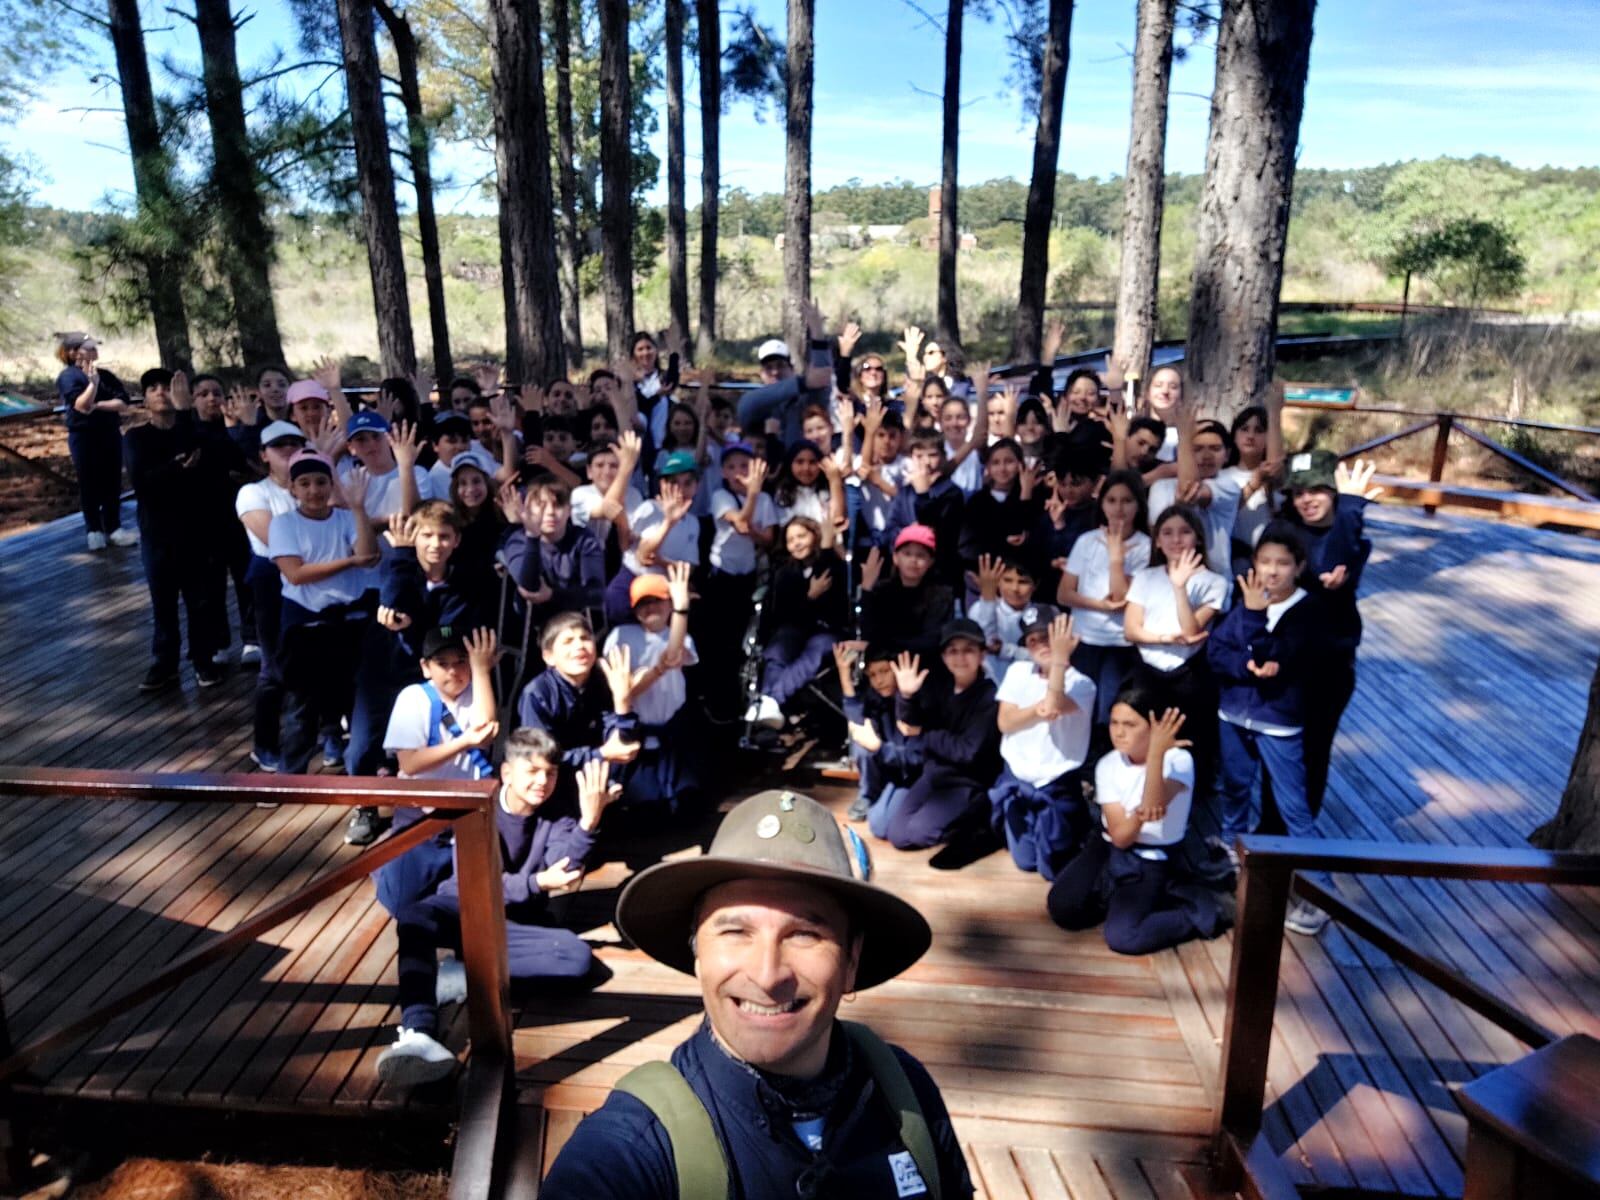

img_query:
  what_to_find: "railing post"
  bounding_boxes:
[454,791,512,1062]
[1212,848,1294,1185]
[1425,415,1453,516]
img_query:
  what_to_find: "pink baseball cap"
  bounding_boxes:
[288,449,335,479]
[894,524,937,552]
[287,379,330,406]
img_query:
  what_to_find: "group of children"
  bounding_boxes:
[89,320,1378,1080]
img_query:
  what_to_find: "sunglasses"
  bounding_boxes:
[860,363,885,372]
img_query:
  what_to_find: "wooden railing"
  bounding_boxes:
[1212,835,1600,1200]
[0,767,514,1200]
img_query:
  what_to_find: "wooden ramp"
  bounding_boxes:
[2,505,1600,1197]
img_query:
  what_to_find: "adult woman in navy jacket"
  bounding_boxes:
[55,333,136,550]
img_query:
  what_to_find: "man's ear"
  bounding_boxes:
[843,932,865,994]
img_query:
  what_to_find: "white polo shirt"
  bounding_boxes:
[1095,746,1194,847]
[997,660,1097,787]
[1064,528,1151,646]
[1127,564,1230,672]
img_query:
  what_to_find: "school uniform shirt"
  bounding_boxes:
[997,660,1096,787]
[1156,424,1179,463]
[436,785,595,918]
[958,488,1041,572]
[379,547,490,660]
[1127,564,1230,672]
[58,365,130,435]
[1064,529,1152,647]
[1209,587,1315,735]
[603,624,698,727]
[236,477,295,557]
[710,488,778,576]
[968,597,1033,682]
[773,487,828,528]
[337,459,435,519]
[516,668,639,771]
[384,680,488,781]
[895,676,1001,779]
[266,508,368,611]
[621,498,701,576]
[1147,473,1244,578]
[944,442,983,495]
[501,525,605,616]
[124,412,235,546]
[882,477,965,586]
[858,454,907,536]
[426,458,455,500]
[1094,746,1194,847]
[571,482,644,529]
[1290,494,1372,657]
[860,579,954,659]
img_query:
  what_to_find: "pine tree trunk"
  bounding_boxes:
[1008,0,1073,365]
[695,0,720,360]
[1185,0,1315,420]
[663,0,689,351]
[936,0,963,349]
[488,0,563,384]
[106,0,193,370]
[1111,0,1175,382]
[552,0,583,367]
[1530,655,1600,852]
[335,0,417,379]
[782,0,814,357]
[597,0,634,363]
[194,0,284,368]
[375,0,452,384]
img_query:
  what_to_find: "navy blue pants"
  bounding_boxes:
[347,625,418,777]
[988,765,1090,881]
[68,427,123,534]
[1218,720,1313,841]
[375,809,455,916]
[279,597,370,773]
[1047,837,1218,956]
[396,892,592,1036]
[1072,641,1140,728]
[247,557,285,755]
[885,762,987,850]
[761,627,837,707]
[620,709,701,812]
[141,536,223,668]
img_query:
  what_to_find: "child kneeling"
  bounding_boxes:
[377,730,617,1086]
[990,607,1097,880]
[1046,689,1227,955]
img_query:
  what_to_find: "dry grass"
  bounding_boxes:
[47,1159,448,1200]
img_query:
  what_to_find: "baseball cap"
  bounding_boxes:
[261,420,306,448]
[658,450,700,477]
[1285,449,1338,492]
[288,450,334,479]
[938,618,986,651]
[629,573,672,607]
[421,624,467,659]
[450,447,498,476]
[433,410,471,435]
[346,409,391,437]
[720,440,758,462]
[755,338,791,363]
[286,380,329,406]
[893,524,937,553]
[1017,603,1061,644]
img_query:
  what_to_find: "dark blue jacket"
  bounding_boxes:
[844,688,923,785]
[57,365,130,436]
[540,1022,973,1199]
[502,523,605,617]
[123,411,235,546]
[1207,592,1321,730]
[896,676,1001,780]
[957,486,1042,574]
[516,668,638,770]
[435,789,595,921]
[859,578,953,660]
[378,547,490,661]
[1288,494,1371,658]
[883,477,964,586]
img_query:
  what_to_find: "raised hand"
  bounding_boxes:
[1148,707,1191,758]
[617,429,642,470]
[311,355,342,394]
[473,363,502,396]
[311,413,346,459]
[490,393,518,434]
[389,419,420,469]
[170,370,191,410]
[225,384,259,427]
[535,856,583,893]
[1042,318,1066,365]
[976,553,1004,600]
[373,386,398,423]
[891,651,928,698]
[1103,358,1124,394]
[386,511,417,548]
[1019,461,1041,502]
[861,394,884,429]
[900,326,926,379]
[837,319,862,358]
[1048,613,1078,668]
[1044,492,1069,530]
[745,456,768,494]
[1236,568,1270,612]
[831,639,863,681]
[801,296,827,340]
[1168,547,1204,587]
[1336,457,1383,501]
[659,480,693,523]
[577,758,618,833]
[666,560,692,612]
[859,544,883,592]
[517,383,546,415]
[497,480,525,526]
[465,627,498,674]
[340,465,372,514]
[598,643,633,709]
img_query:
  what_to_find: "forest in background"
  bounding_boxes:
[5,154,1599,385]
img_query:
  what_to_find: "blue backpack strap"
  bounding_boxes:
[420,681,495,779]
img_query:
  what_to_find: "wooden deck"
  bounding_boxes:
[2,504,1599,1198]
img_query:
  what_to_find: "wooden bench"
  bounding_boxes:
[1455,1033,1600,1199]
[1372,474,1600,530]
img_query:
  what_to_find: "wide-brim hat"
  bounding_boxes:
[616,789,931,991]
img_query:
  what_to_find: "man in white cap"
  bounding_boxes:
[735,302,837,446]
[541,788,973,1199]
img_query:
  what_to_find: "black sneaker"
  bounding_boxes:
[139,663,179,692]
[345,806,383,846]
[846,795,871,821]
[195,661,225,688]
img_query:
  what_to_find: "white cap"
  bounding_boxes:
[451,447,499,476]
[261,420,306,446]
[755,338,791,363]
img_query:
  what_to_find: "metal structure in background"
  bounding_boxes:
[0,768,514,1200]
[1212,836,1600,1200]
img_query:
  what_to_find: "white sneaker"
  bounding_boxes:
[436,957,468,1007]
[86,532,108,551]
[1285,898,1329,937]
[751,695,784,729]
[213,645,237,666]
[108,527,140,547]
[377,1027,458,1087]
[240,643,262,666]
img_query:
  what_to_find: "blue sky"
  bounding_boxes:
[9,0,1599,215]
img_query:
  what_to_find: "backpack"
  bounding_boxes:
[613,1021,941,1200]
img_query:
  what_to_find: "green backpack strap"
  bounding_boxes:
[613,1060,730,1200]
[842,1020,942,1200]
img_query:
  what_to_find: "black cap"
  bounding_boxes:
[938,618,986,651]
[1017,603,1061,644]
[421,624,467,659]
[433,410,471,433]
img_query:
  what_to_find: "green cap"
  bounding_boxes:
[1286,449,1338,492]
[658,449,700,477]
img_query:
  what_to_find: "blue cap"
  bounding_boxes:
[658,450,700,477]
[433,410,471,434]
[346,409,391,437]
[720,440,758,461]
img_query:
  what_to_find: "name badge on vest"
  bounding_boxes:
[888,1150,928,1197]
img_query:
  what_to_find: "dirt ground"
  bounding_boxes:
[0,406,81,536]
[26,1159,449,1200]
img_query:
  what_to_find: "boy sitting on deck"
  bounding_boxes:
[376,731,619,1087]
[372,624,499,916]
[836,641,925,836]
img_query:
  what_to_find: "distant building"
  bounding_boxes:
[921,186,975,251]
